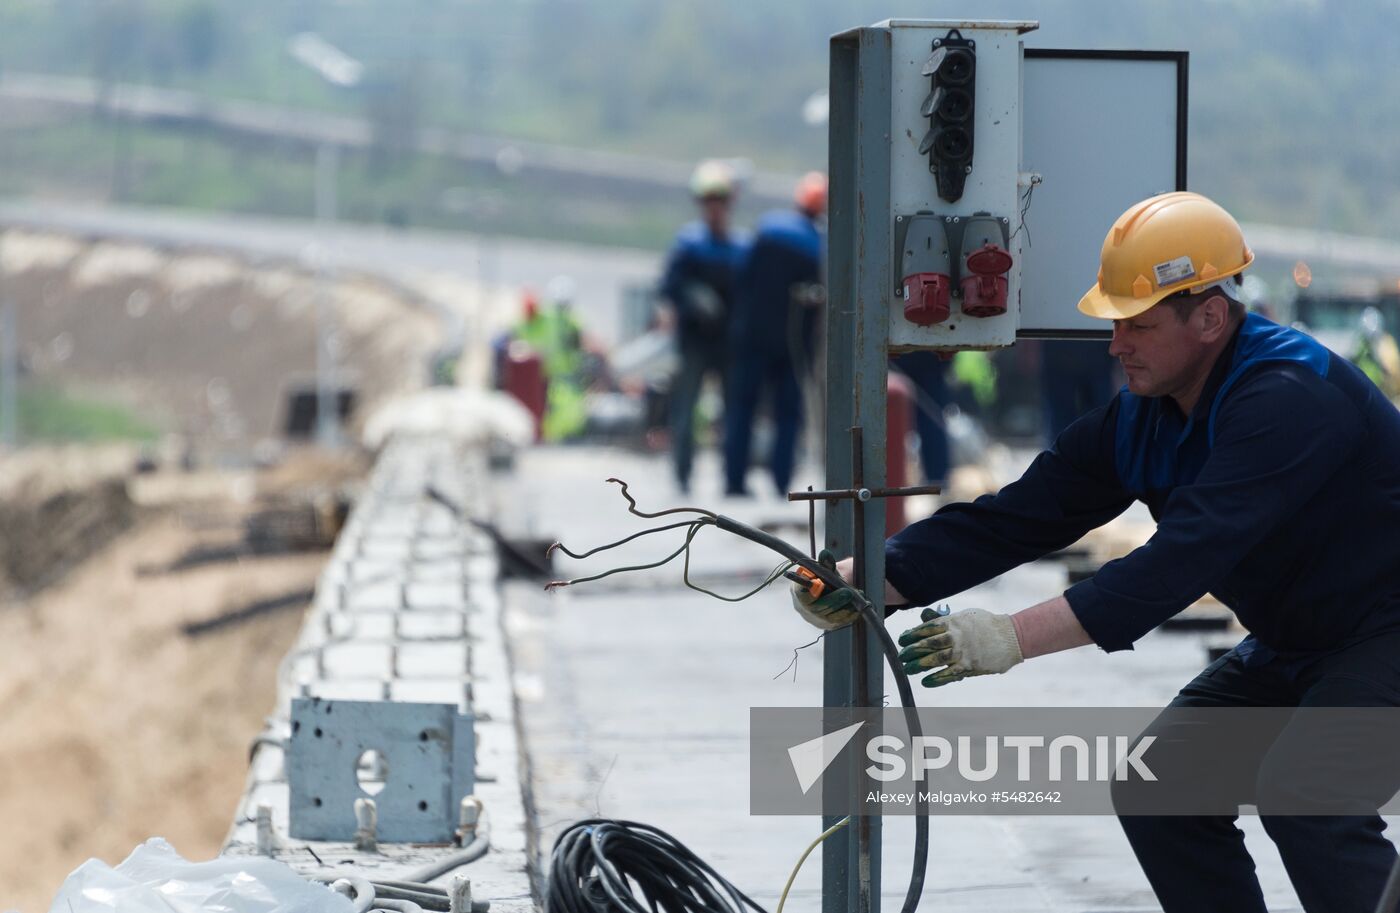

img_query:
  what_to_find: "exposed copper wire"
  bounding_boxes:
[606,477,718,520]
[547,519,700,560]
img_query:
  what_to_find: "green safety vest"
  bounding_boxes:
[516,307,588,441]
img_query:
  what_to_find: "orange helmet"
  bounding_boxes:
[794,171,828,217]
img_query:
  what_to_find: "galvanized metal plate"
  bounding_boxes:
[288,697,475,843]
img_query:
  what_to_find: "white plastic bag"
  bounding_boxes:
[47,838,353,913]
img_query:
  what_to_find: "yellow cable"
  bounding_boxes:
[776,816,851,913]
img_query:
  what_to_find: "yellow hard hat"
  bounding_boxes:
[1078,191,1255,320]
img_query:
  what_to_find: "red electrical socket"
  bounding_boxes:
[961,242,1013,317]
[903,271,952,326]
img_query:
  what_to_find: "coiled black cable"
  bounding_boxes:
[545,819,769,913]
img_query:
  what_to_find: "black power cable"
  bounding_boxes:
[546,483,929,913]
[545,819,768,913]
[431,480,930,913]
[712,515,929,913]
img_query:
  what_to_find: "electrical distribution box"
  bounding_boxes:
[887,20,1035,351]
[833,19,1188,351]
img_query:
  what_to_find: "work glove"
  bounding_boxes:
[897,606,1023,687]
[789,549,861,631]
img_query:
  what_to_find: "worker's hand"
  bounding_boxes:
[790,550,861,631]
[834,556,910,607]
[897,607,1023,687]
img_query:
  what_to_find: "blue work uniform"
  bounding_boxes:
[891,351,951,484]
[659,222,746,490]
[723,209,822,495]
[886,314,1400,913]
[1039,339,1119,447]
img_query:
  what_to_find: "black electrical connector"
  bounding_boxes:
[918,29,976,202]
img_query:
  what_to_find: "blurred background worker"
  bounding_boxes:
[493,287,540,383]
[1039,340,1119,446]
[507,276,589,442]
[1353,305,1400,400]
[890,352,951,485]
[658,160,746,493]
[890,349,999,486]
[723,171,826,496]
[490,288,548,438]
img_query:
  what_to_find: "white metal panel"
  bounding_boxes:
[888,21,1030,350]
[1020,53,1184,336]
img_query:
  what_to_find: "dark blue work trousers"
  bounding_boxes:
[1116,632,1400,913]
[670,336,727,489]
[892,351,950,484]
[1040,340,1118,448]
[723,350,803,495]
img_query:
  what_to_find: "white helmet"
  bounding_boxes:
[689,160,735,199]
[546,274,576,307]
[1361,306,1385,342]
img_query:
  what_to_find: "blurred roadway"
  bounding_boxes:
[0,199,657,345]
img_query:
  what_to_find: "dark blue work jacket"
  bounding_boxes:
[731,209,822,358]
[886,314,1400,660]
[659,222,747,348]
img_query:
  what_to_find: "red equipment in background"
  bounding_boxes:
[501,343,547,441]
[885,371,914,536]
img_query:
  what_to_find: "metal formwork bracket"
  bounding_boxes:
[288,697,476,843]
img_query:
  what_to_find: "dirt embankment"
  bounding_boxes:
[0,229,442,453]
[0,446,139,602]
[0,226,436,910]
[0,451,365,912]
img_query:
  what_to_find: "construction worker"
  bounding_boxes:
[890,351,950,484]
[1039,339,1118,446]
[513,277,588,441]
[793,192,1400,913]
[888,348,998,485]
[723,171,826,496]
[659,160,746,493]
[1353,305,1400,399]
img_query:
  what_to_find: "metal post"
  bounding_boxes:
[825,26,892,913]
[314,141,340,449]
[847,428,877,912]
